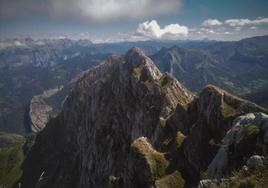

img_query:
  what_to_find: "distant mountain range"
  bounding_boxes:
[0,39,108,133]
[0,35,267,134]
[151,35,268,107]
[0,38,181,134]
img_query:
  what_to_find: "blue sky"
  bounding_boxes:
[0,0,268,42]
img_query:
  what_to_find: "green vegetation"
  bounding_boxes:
[0,133,34,188]
[200,170,208,180]
[23,134,36,154]
[133,64,144,79]
[229,167,268,188]
[199,166,268,188]
[0,132,25,148]
[0,146,24,188]
[239,124,260,143]
[176,132,186,149]
[162,137,172,147]
[149,152,169,180]
[132,138,169,181]
[222,102,236,118]
[155,171,185,188]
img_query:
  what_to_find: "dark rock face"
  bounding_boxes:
[182,85,266,173]
[20,48,193,188]
[20,48,267,188]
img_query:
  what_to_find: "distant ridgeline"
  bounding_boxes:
[1,36,268,135]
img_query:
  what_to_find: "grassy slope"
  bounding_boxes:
[0,132,27,188]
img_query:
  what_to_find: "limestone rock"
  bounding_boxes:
[130,137,169,187]
[28,86,64,132]
[155,171,185,188]
[208,113,268,179]
[246,155,265,169]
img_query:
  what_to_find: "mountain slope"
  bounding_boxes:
[0,38,182,134]
[151,35,268,107]
[20,48,193,188]
[18,48,268,188]
[0,50,107,133]
[0,132,26,187]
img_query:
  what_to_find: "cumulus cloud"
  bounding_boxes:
[201,17,268,28]
[136,20,188,39]
[201,19,222,27]
[0,0,182,22]
[225,17,268,27]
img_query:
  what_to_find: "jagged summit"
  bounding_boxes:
[19,48,267,188]
[21,48,194,188]
[124,47,162,80]
[125,46,146,57]
[200,84,267,116]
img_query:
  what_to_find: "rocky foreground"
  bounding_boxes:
[18,48,268,188]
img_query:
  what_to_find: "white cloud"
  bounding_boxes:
[51,0,182,22]
[201,19,222,27]
[200,17,268,29]
[136,20,188,39]
[225,17,268,27]
[0,0,183,22]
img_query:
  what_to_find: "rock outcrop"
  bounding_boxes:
[130,137,170,187]
[208,112,268,179]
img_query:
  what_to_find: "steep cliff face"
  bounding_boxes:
[208,112,268,178]
[20,48,267,188]
[182,85,266,173]
[155,84,267,187]
[20,48,193,188]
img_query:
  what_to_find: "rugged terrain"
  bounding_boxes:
[17,48,268,188]
[0,38,108,133]
[1,36,268,134]
[0,38,178,134]
[151,35,268,107]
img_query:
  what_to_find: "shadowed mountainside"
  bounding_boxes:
[19,48,268,188]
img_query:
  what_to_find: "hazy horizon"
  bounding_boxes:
[1,0,268,43]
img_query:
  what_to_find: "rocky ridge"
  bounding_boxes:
[19,47,267,188]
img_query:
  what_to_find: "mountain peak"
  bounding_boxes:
[20,48,194,188]
[126,47,145,57]
[124,47,162,81]
[125,47,147,67]
[19,47,267,188]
